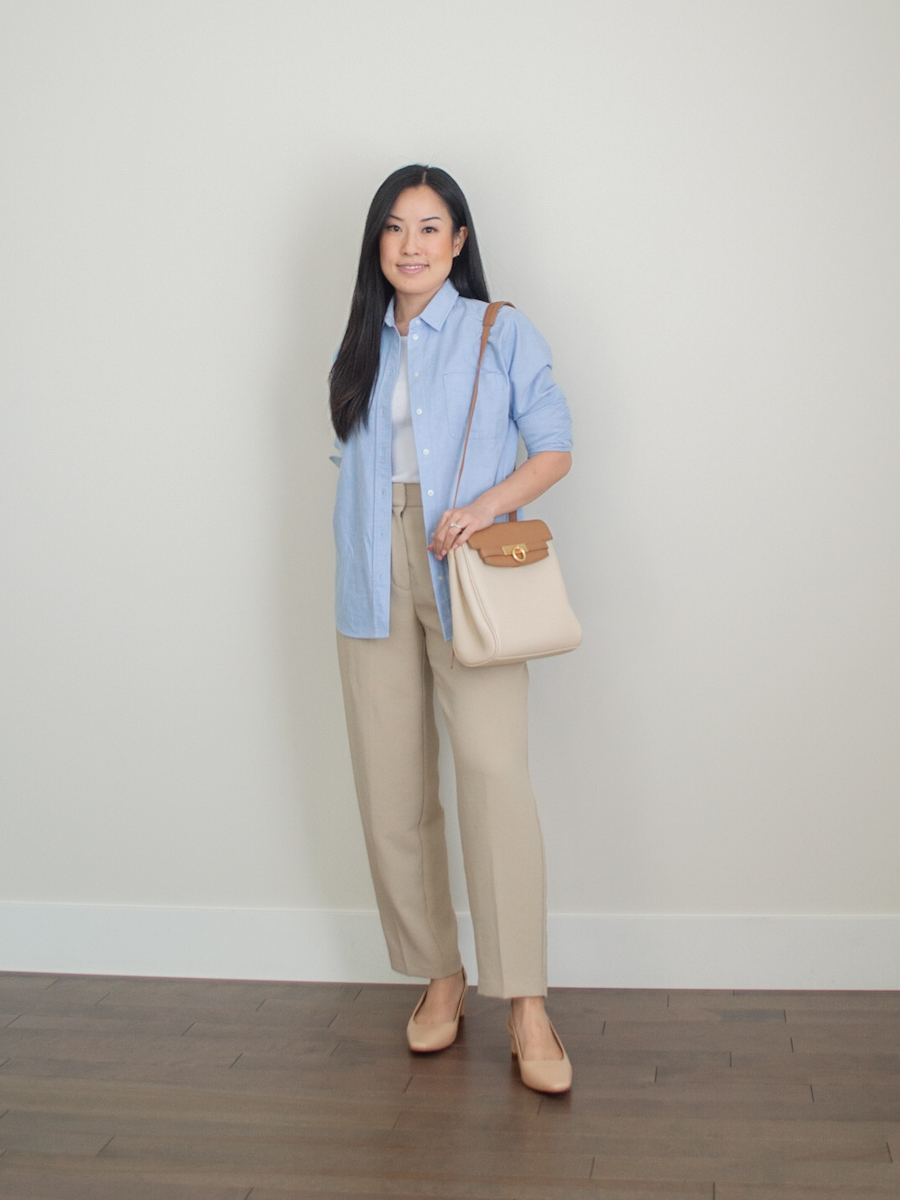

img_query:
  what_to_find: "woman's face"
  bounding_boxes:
[379,185,467,309]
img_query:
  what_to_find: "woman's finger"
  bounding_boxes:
[435,522,459,557]
[432,511,465,558]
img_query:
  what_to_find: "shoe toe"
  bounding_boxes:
[406,1017,458,1053]
[520,1058,573,1093]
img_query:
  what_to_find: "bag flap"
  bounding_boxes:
[467,520,553,566]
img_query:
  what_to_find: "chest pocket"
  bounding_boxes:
[442,370,510,442]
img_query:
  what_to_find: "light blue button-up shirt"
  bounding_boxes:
[332,280,573,640]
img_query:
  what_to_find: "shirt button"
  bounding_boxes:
[427,489,434,496]
[423,448,429,455]
[412,334,419,341]
[414,372,419,378]
[416,408,422,415]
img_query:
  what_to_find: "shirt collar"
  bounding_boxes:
[384,279,459,332]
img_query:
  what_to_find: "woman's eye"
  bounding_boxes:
[422,226,437,234]
[384,223,401,233]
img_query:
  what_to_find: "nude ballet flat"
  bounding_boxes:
[406,966,467,1053]
[506,1015,573,1094]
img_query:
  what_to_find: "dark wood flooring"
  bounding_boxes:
[0,972,898,1198]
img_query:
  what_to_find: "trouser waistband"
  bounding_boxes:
[392,482,422,507]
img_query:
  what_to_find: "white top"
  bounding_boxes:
[391,336,419,483]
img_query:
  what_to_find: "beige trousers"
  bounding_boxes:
[337,483,547,998]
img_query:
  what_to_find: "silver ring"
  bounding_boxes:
[449,521,460,528]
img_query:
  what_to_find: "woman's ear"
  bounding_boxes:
[453,226,468,257]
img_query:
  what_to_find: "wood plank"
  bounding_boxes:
[0,1108,396,1142]
[601,1021,793,1052]
[784,1005,900,1025]
[246,1185,713,1200]
[0,1077,405,1129]
[388,1115,893,1163]
[0,974,62,994]
[2,1013,196,1037]
[0,1163,249,1199]
[91,985,264,1010]
[0,1122,112,1155]
[787,1022,900,1051]
[716,1186,897,1200]
[96,1135,594,1181]
[732,1051,900,1077]
[669,992,779,1012]
[734,991,900,1011]
[1,1032,249,1066]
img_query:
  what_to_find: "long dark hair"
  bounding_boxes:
[329,165,489,441]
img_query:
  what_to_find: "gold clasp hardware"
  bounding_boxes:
[502,543,528,563]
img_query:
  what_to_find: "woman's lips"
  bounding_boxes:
[398,264,427,274]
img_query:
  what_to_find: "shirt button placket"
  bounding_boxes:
[410,323,432,502]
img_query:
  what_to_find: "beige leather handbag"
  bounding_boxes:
[447,302,582,667]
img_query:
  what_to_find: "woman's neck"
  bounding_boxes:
[393,287,440,337]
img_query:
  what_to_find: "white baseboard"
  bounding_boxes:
[1,903,898,989]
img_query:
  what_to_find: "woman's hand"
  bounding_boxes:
[429,496,497,560]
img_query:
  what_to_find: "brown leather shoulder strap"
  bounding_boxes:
[451,301,516,521]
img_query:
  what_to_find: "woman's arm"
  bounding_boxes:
[429,450,571,560]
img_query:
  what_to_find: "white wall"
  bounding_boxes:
[1,0,898,986]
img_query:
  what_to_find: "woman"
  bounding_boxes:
[330,165,573,1093]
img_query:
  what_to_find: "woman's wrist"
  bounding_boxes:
[477,489,507,523]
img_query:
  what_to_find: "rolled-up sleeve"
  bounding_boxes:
[498,309,573,455]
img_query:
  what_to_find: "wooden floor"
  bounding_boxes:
[0,973,898,1198]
